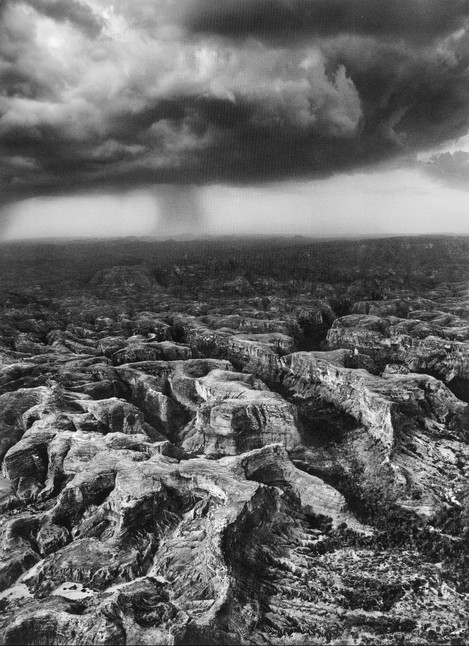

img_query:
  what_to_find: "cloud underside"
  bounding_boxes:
[185,0,469,42]
[1,0,469,201]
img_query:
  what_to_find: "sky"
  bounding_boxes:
[2,0,469,239]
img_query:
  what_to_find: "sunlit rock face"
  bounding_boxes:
[180,369,301,455]
[0,236,469,645]
[326,311,469,410]
[168,314,290,383]
[327,313,469,383]
[281,350,469,518]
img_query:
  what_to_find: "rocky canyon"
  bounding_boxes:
[0,235,468,645]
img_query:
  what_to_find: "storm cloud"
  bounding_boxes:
[183,0,469,43]
[2,0,469,204]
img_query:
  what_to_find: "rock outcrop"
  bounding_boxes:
[169,315,291,383]
[281,350,469,517]
[180,369,301,455]
[327,314,469,389]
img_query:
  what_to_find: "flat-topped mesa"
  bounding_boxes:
[181,369,301,456]
[351,297,469,323]
[199,314,301,338]
[281,349,469,516]
[167,315,291,383]
[117,361,301,456]
[281,350,399,451]
[351,298,412,317]
[281,350,466,450]
[112,340,191,365]
[326,314,469,387]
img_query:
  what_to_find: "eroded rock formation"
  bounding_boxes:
[0,236,468,645]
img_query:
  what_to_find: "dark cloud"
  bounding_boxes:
[322,36,469,150]
[183,0,469,43]
[1,0,469,206]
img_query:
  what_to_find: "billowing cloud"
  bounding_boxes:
[422,149,469,189]
[20,0,104,37]
[1,0,469,204]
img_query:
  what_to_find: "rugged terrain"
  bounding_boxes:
[0,235,468,645]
